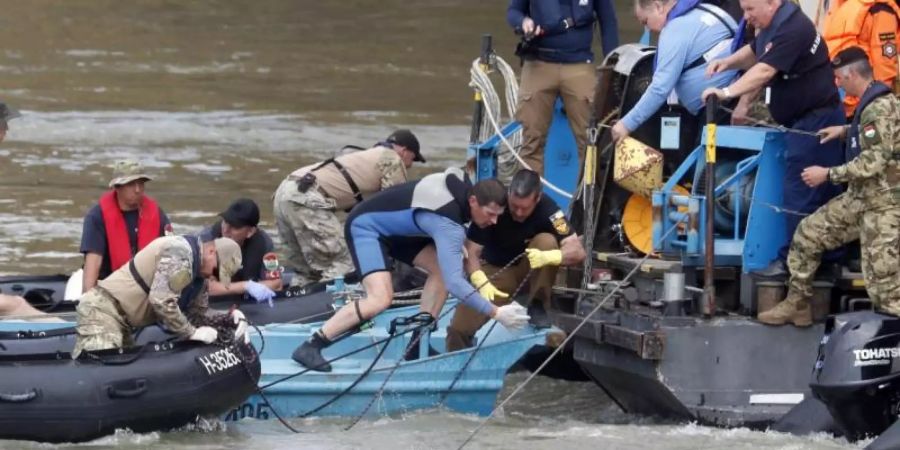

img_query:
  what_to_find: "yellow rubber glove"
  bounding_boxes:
[525,248,563,269]
[469,270,509,302]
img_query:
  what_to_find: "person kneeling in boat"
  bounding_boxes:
[205,198,282,304]
[758,48,900,326]
[72,234,245,359]
[446,169,585,351]
[291,169,531,372]
[273,129,425,288]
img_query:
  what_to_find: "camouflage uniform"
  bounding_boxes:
[73,236,241,358]
[761,92,900,324]
[273,147,408,286]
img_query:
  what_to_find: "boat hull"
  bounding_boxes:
[0,341,260,443]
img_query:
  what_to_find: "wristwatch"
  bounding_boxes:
[722,87,733,99]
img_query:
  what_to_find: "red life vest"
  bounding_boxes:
[98,191,161,271]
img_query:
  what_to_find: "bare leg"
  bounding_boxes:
[320,271,393,339]
[411,245,448,318]
[0,294,62,322]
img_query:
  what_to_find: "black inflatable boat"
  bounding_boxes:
[0,339,260,443]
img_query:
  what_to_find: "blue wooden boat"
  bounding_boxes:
[223,301,550,421]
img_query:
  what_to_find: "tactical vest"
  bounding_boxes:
[348,168,472,225]
[289,146,407,211]
[97,235,203,328]
[847,81,893,161]
[846,88,900,206]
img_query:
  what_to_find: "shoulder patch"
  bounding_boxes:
[883,41,897,58]
[549,210,570,235]
[863,124,877,139]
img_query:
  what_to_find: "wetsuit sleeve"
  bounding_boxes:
[620,25,690,131]
[594,0,620,55]
[80,205,106,255]
[377,150,408,190]
[415,211,494,316]
[830,104,895,183]
[147,241,195,337]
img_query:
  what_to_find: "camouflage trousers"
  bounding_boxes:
[787,192,900,314]
[273,178,353,286]
[72,288,134,359]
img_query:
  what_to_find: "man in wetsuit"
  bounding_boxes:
[291,169,531,372]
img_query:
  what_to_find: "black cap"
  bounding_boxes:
[220,198,260,228]
[386,129,425,163]
[831,47,869,70]
[0,103,21,124]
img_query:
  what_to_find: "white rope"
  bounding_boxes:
[469,57,574,199]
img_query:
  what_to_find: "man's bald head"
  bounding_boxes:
[739,0,782,29]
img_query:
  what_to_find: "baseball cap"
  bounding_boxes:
[386,129,425,163]
[214,237,243,288]
[219,198,260,228]
[108,160,153,188]
[831,47,869,70]
[0,103,21,123]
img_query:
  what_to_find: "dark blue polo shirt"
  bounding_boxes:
[751,2,839,125]
[467,195,574,267]
[206,220,274,283]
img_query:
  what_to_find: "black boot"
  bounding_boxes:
[292,330,333,372]
[528,302,552,329]
[403,328,440,361]
[751,259,788,279]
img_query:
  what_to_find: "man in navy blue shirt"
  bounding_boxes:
[701,0,845,277]
[204,198,282,304]
[508,0,618,176]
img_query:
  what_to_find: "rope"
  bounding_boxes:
[469,56,573,199]
[456,222,683,449]
[717,105,821,137]
[344,251,529,430]
[438,262,534,406]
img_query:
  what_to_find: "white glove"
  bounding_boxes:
[494,303,530,330]
[231,309,249,344]
[189,326,218,344]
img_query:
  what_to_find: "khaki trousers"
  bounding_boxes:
[446,233,560,352]
[515,60,595,176]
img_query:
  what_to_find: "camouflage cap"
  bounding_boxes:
[214,237,242,288]
[109,159,153,188]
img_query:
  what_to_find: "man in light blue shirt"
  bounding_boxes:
[611,0,738,142]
